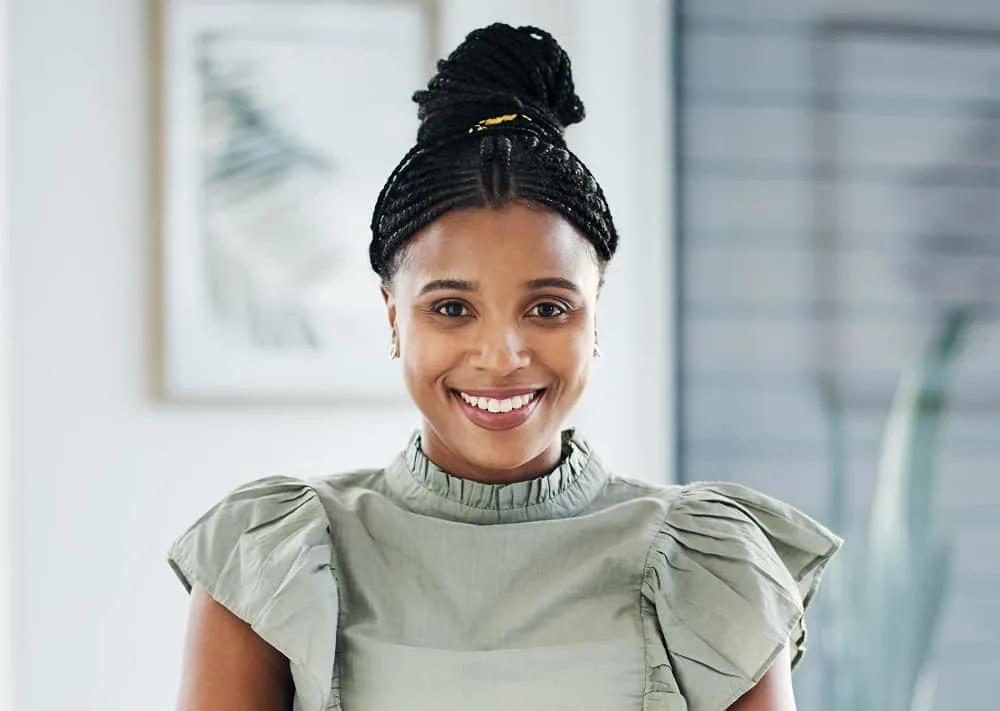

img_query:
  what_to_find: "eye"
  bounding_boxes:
[434,300,471,318]
[527,301,568,318]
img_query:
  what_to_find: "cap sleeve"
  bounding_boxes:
[167,477,339,711]
[641,482,842,711]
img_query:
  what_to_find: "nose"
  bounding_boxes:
[470,322,530,376]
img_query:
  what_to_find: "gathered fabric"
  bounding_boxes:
[168,431,841,711]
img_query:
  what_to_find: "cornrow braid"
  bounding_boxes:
[369,23,619,283]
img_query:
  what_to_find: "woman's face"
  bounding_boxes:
[383,202,601,483]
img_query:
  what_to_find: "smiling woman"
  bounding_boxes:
[386,204,601,481]
[167,22,842,711]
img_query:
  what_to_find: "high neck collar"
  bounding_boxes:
[383,430,610,524]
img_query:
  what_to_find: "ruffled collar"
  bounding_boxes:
[383,430,609,524]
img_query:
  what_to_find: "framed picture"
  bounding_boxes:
[810,19,1000,411]
[154,0,437,403]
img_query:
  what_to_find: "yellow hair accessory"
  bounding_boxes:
[468,113,533,133]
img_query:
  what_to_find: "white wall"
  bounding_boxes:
[7,1,672,709]
[0,0,13,707]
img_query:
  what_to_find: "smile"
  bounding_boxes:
[457,390,538,413]
[451,388,546,431]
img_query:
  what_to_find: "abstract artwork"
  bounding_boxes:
[157,0,433,401]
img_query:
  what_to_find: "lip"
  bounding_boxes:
[450,388,546,432]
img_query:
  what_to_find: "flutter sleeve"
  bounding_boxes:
[167,477,340,711]
[642,482,842,711]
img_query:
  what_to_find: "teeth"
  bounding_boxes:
[459,391,537,413]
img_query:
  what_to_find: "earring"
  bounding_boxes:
[593,332,601,358]
[389,333,399,360]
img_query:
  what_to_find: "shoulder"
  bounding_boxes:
[306,466,386,500]
[661,481,842,588]
[167,474,346,711]
[167,475,336,610]
[167,464,392,580]
[638,479,842,711]
[641,480,843,608]
[599,472,681,508]
[605,476,841,559]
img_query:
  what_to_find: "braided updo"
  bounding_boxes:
[369,23,619,284]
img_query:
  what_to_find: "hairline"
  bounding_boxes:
[381,199,608,292]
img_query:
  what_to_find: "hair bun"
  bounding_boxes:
[413,23,586,145]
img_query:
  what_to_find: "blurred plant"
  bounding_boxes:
[820,309,971,711]
[818,96,1000,711]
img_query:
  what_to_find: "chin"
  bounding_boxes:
[469,438,537,470]
[414,381,568,478]
[460,426,559,472]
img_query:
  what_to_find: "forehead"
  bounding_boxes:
[400,203,596,279]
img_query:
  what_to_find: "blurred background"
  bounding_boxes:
[676,2,999,710]
[0,0,996,710]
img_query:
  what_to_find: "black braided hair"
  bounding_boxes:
[370,23,619,284]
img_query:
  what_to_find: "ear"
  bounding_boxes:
[381,285,397,331]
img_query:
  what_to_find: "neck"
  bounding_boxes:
[419,427,565,485]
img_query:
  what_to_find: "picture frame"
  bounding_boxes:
[153,0,438,404]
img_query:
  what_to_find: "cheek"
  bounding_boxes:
[401,321,459,385]
[537,324,593,376]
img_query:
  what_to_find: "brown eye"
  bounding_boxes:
[527,302,567,318]
[435,301,470,318]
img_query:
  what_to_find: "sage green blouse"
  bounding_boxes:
[167,431,841,711]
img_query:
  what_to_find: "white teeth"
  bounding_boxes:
[459,390,537,413]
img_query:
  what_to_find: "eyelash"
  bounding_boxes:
[430,300,571,319]
[526,301,569,318]
[433,301,472,318]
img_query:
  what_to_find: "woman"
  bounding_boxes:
[168,23,842,711]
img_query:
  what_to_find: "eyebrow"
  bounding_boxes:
[418,279,478,296]
[417,276,582,296]
[524,277,581,294]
